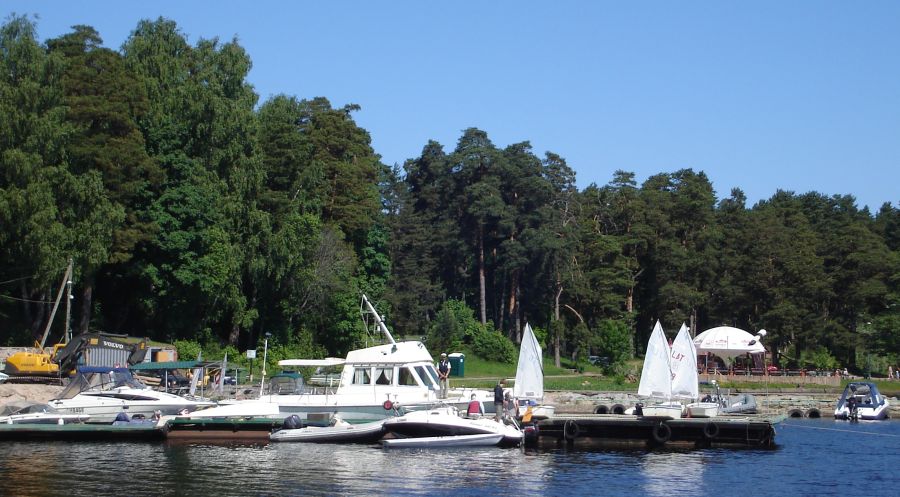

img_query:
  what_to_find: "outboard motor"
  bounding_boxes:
[283,414,303,429]
[634,403,644,416]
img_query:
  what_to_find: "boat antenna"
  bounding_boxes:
[360,294,396,345]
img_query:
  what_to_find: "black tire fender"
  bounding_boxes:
[594,404,609,414]
[703,422,719,439]
[652,422,672,444]
[563,419,580,441]
[611,404,626,415]
[787,408,804,418]
[805,408,821,419]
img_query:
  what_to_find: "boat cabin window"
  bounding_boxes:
[352,367,371,385]
[398,367,418,386]
[414,366,435,388]
[423,364,440,386]
[375,367,393,385]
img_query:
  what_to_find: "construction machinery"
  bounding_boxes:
[3,260,149,381]
[3,261,73,381]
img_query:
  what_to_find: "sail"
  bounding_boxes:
[514,323,544,399]
[670,323,699,400]
[638,321,672,399]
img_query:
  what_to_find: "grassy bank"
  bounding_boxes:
[449,354,900,397]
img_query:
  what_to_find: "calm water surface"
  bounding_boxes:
[0,419,897,497]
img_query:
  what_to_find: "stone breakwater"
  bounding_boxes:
[543,390,900,418]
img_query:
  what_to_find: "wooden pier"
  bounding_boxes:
[529,414,779,448]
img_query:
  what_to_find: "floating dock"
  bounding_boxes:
[0,422,165,441]
[164,417,282,441]
[530,414,779,448]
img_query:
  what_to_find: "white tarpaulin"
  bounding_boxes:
[693,326,766,364]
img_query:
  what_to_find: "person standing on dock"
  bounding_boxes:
[494,379,506,421]
[437,353,451,398]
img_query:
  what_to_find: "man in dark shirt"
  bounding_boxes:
[494,379,506,421]
[437,353,451,399]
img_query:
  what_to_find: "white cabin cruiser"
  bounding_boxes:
[383,406,523,447]
[202,296,494,423]
[48,367,215,423]
[834,382,890,420]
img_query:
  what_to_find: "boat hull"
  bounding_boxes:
[383,408,523,447]
[639,404,684,419]
[686,402,720,418]
[381,433,503,448]
[270,420,387,443]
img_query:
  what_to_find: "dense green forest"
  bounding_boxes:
[1,16,897,374]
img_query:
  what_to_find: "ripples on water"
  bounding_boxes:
[1,419,897,497]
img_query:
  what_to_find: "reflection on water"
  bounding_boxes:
[640,451,705,496]
[0,420,897,497]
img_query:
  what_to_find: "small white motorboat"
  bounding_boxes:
[834,382,890,420]
[383,406,523,447]
[0,401,90,425]
[270,415,387,443]
[381,433,503,448]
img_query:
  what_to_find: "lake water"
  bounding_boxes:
[0,419,897,497]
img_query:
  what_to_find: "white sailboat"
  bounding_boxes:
[513,323,555,419]
[636,321,683,418]
[671,323,719,418]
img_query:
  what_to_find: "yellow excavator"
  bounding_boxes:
[3,261,72,381]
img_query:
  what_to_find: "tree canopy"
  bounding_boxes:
[1,15,896,374]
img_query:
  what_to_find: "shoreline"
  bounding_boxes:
[3,383,897,418]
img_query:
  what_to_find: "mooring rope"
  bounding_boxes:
[780,422,900,438]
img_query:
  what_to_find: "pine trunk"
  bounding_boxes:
[478,225,487,325]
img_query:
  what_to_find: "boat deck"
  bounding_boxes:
[530,414,780,448]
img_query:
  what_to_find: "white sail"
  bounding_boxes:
[670,323,699,400]
[514,323,543,400]
[638,321,672,399]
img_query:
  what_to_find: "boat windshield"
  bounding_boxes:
[415,366,436,388]
[423,364,440,386]
[55,369,146,399]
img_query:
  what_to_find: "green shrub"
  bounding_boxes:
[468,322,517,364]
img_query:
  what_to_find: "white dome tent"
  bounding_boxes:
[693,326,767,366]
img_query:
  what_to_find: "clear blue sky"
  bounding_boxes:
[5,1,898,210]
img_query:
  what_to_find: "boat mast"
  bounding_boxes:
[360,294,396,345]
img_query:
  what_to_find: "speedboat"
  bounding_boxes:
[204,295,494,423]
[48,367,215,423]
[382,406,523,447]
[270,415,387,443]
[834,382,890,420]
[0,401,90,424]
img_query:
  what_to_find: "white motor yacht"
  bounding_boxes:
[48,367,215,423]
[202,295,494,423]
